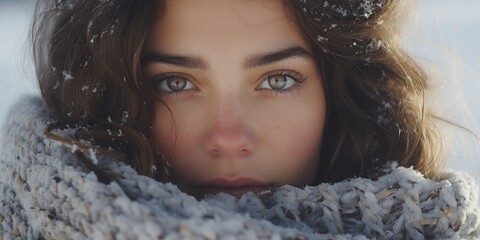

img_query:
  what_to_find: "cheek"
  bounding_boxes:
[255,90,325,185]
[151,103,177,155]
[274,111,325,184]
[151,102,201,167]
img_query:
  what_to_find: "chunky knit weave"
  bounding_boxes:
[1,96,479,239]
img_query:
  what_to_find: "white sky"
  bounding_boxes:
[1,1,479,184]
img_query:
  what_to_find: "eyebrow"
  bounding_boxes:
[242,46,313,70]
[141,52,208,70]
[141,46,313,70]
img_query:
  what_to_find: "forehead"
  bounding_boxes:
[160,0,288,23]
[145,0,308,54]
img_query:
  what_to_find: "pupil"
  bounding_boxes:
[167,77,186,91]
[268,76,287,90]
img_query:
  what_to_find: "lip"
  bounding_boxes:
[190,177,273,199]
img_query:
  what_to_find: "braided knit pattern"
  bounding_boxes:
[1,96,479,240]
[206,168,480,239]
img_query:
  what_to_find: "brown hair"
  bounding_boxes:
[33,0,443,184]
[33,0,162,181]
[285,0,443,182]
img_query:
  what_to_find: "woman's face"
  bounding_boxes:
[144,0,326,199]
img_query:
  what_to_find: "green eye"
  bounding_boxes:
[156,75,195,92]
[258,74,296,91]
[166,77,187,91]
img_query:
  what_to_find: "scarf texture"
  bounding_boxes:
[1,96,479,239]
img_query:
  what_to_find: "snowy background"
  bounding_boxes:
[1,1,480,190]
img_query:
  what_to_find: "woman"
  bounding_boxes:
[1,0,478,238]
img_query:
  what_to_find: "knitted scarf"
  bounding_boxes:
[1,96,479,239]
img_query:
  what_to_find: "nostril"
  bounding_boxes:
[239,149,250,156]
[207,141,253,158]
[210,149,221,157]
[203,107,255,158]
[204,127,255,158]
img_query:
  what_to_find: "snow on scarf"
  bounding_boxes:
[1,96,479,239]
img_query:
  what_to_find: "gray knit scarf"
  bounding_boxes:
[1,96,479,239]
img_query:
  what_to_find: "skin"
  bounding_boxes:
[144,0,327,199]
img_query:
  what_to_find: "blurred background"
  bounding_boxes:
[1,0,479,190]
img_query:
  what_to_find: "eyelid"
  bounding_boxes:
[152,72,193,84]
[264,70,305,81]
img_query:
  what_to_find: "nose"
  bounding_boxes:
[203,99,255,158]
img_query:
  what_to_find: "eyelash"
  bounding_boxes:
[152,70,307,96]
[258,70,307,95]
